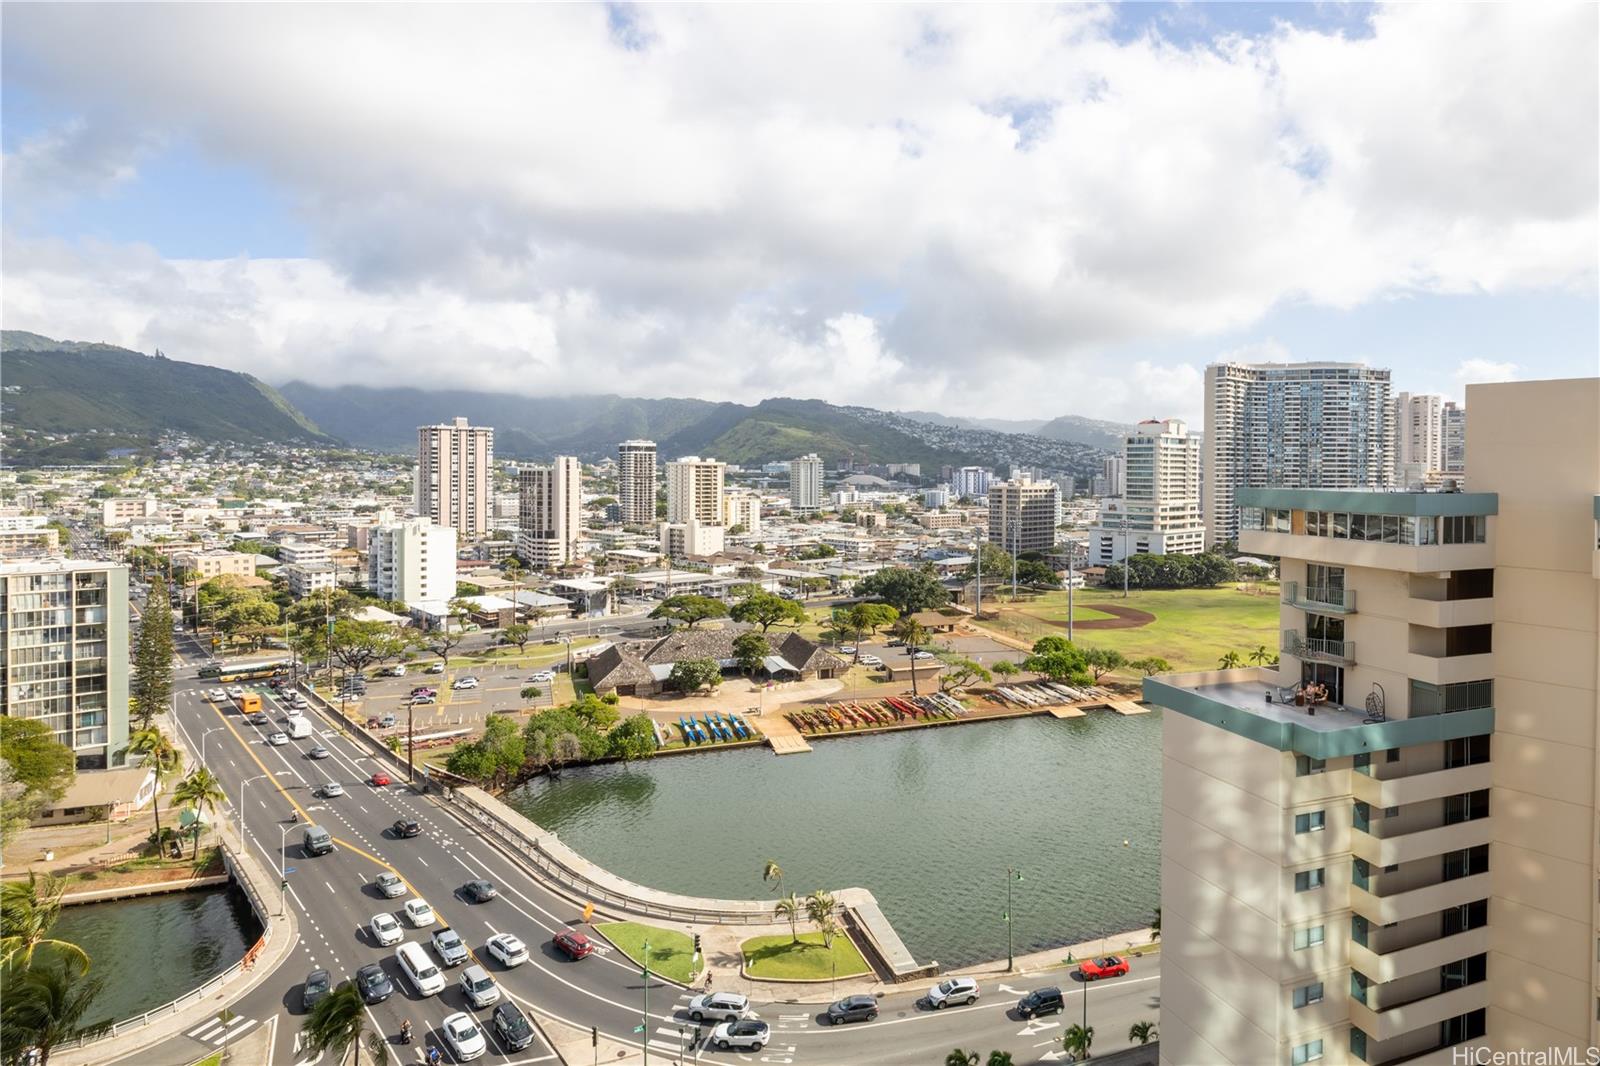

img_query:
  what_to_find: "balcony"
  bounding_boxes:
[1406,653,1494,687]
[1283,581,1357,614]
[1351,763,1493,809]
[1405,598,1493,629]
[1348,981,1489,1044]
[1282,630,1356,666]
[1351,817,1493,869]
[1349,927,1490,984]
[1350,872,1492,926]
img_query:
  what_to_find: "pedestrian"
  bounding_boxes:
[704,969,714,990]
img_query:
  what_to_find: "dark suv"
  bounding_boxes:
[393,818,421,838]
[826,995,878,1025]
[1016,986,1064,1019]
[492,1003,536,1052]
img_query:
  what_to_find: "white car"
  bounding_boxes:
[384,664,407,677]
[485,932,528,968]
[859,655,884,667]
[687,992,750,1023]
[282,706,304,720]
[227,686,245,699]
[912,651,935,660]
[403,899,436,928]
[266,732,289,746]
[315,781,344,798]
[527,670,555,683]
[452,677,479,690]
[441,1012,487,1061]
[208,688,227,702]
[710,1020,771,1052]
[839,645,856,655]
[926,976,979,1009]
[369,912,403,947]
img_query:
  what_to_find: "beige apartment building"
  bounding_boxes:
[618,440,658,525]
[1146,378,1599,1066]
[665,457,725,525]
[415,417,494,538]
[987,475,1059,555]
[721,491,762,535]
[517,457,582,570]
[173,549,256,581]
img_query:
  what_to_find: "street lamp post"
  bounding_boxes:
[237,772,268,851]
[200,727,224,769]
[278,823,293,915]
[1004,867,1023,971]
[641,940,652,1066]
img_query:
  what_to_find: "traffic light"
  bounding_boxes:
[693,933,702,955]
[591,1026,598,1048]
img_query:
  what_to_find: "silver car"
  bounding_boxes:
[460,964,501,1008]
[374,872,406,898]
[927,976,979,1008]
[687,992,750,1023]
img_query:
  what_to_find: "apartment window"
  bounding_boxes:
[1385,748,1400,763]
[1295,811,1326,834]
[1294,868,1325,892]
[1292,982,1324,1008]
[1350,914,1370,947]
[1350,1027,1369,1063]
[1350,970,1371,1006]
[1443,514,1487,544]
[1291,1039,1324,1064]
[1295,755,1326,776]
[1293,925,1325,950]
[1349,513,1367,540]
[1443,844,1490,881]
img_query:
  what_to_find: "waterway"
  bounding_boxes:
[53,885,263,1027]
[508,711,1162,968]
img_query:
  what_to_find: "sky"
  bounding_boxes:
[3,2,1596,425]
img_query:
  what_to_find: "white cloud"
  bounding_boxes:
[1452,359,1522,402]
[1,3,1594,417]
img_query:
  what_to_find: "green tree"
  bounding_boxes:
[1129,1020,1158,1045]
[732,631,770,676]
[520,685,542,704]
[426,599,473,666]
[805,890,838,945]
[762,859,784,897]
[606,714,657,762]
[445,743,497,784]
[0,719,75,842]
[669,657,723,695]
[1129,657,1173,676]
[1151,905,1161,940]
[892,618,931,696]
[549,733,583,775]
[991,660,1019,681]
[133,576,176,729]
[945,1051,980,1066]
[1219,650,1244,670]
[650,595,729,628]
[729,590,807,632]
[1023,638,1092,686]
[773,893,802,944]
[0,955,112,1066]
[0,872,89,970]
[939,657,992,692]
[1062,1023,1094,1060]
[986,1054,1015,1066]
[123,727,183,849]
[301,980,388,1066]
[172,768,226,859]
[1248,644,1271,665]
[479,714,526,789]
[854,565,949,615]
[1083,648,1127,683]
[502,623,532,654]
[569,693,620,732]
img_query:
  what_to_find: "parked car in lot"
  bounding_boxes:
[911,650,934,660]
[552,930,594,960]
[441,1012,487,1061]
[369,912,403,946]
[392,818,421,839]
[374,872,406,898]
[486,933,529,968]
[492,1003,536,1051]
[527,670,555,683]
[711,1020,770,1051]
[426,663,446,674]
[839,645,856,655]
[301,969,331,1011]
[410,686,436,697]
[354,962,392,1004]
[927,977,979,1009]
[451,676,479,690]
[1016,986,1065,1019]
[688,992,750,1023]
[431,927,468,967]
[461,879,497,903]
[859,654,884,667]
[410,694,435,705]
[826,995,879,1025]
[1077,955,1130,980]
[459,964,501,1008]
[384,664,407,677]
[403,899,436,927]
[378,714,398,729]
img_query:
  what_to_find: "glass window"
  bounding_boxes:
[1295,811,1326,834]
[1350,1027,1369,1063]
[1292,926,1325,950]
[1294,868,1325,892]
[1295,755,1326,776]
[1349,514,1366,540]
[1418,516,1438,544]
[1292,982,1324,1008]
[1292,1039,1325,1065]
[1382,516,1400,543]
[1332,512,1349,538]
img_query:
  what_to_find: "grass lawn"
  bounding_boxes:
[189,1053,224,1066]
[983,585,1281,672]
[741,931,870,981]
[595,921,700,983]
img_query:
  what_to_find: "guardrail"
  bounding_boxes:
[68,839,274,1048]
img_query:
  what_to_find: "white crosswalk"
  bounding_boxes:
[185,1014,258,1046]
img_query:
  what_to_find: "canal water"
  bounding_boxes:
[52,885,263,1027]
[508,711,1161,968]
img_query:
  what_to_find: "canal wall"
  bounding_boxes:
[60,870,230,905]
[439,784,935,982]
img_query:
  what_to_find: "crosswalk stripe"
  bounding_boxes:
[647,1038,679,1051]
[186,1021,223,1039]
[211,1019,257,1043]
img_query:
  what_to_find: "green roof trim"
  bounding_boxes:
[1142,676,1495,760]
[1237,487,1498,517]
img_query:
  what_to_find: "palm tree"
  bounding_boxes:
[503,559,525,622]
[0,873,89,970]
[1218,650,1244,670]
[1062,1022,1094,1060]
[301,981,388,1066]
[173,767,227,859]
[761,859,784,897]
[892,618,930,696]
[1248,644,1271,666]
[773,894,802,944]
[945,1052,980,1066]
[805,890,838,945]
[0,955,112,1065]
[122,726,183,853]
[987,1054,1015,1066]
[1151,905,1161,940]
[1129,1020,1158,1045]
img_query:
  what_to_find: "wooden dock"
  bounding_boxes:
[1046,705,1087,719]
[1106,700,1151,716]
[767,734,813,755]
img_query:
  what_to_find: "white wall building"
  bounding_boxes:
[721,492,762,535]
[658,519,725,559]
[517,457,583,569]
[276,540,332,567]
[368,520,458,604]
[1395,393,1447,476]
[617,440,658,525]
[282,562,336,600]
[665,457,726,525]
[789,453,824,513]
[1101,456,1126,497]
[1089,418,1206,564]
[415,417,494,538]
[952,467,992,499]
[1442,402,1467,476]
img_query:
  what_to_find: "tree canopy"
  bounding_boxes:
[669,657,723,694]
[854,565,949,615]
[649,595,729,628]
[733,631,771,675]
[1023,636,1092,685]
[0,719,75,842]
[729,590,807,632]
[1102,551,1236,590]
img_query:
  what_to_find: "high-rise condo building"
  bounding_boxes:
[1088,418,1205,564]
[1145,376,1599,1066]
[416,417,494,538]
[0,558,130,770]
[665,457,725,525]
[617,440,658,525]
[721,492,762,535]
[517,457,583,569]
[789,454,824,514]
[987,476,1059,555]
[953,467,993,499]
[1442,403,1467,476]
[368,521,458,604]
[1102,455,1127,497]
[1395,393,1447,477]
[1204,362,1395,547]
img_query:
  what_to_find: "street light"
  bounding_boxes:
[278,822,293,915]
[200,727,224,768]
[1003,867,1023,971]
[641,940,652,1066]
[238,773,268,848]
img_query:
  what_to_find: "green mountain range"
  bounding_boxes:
[2,332,327,463]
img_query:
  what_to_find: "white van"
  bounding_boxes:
[287,718,314,740]
[396,941,446,996]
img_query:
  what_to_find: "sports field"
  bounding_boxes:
[982,585,1281,672]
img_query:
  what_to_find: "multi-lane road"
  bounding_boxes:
[133,627,1160,1066]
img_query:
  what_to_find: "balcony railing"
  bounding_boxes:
[1281,630,1356,665]
[1282,581,1357,613]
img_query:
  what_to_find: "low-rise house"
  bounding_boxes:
[588,628,846,697]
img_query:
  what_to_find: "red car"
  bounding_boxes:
[370,771,393,787]
[1077,956,1129,980]
[552,931,594,960]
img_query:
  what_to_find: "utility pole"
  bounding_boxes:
[641,941,652,1066]
[1004,866,1023,970]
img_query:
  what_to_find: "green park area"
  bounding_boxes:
[983,585,1281,672]
[740,931,870,981]
[595,921,700,983]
